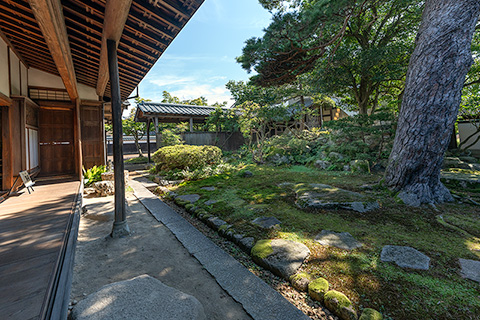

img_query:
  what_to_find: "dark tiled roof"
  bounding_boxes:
[138,102,227,117]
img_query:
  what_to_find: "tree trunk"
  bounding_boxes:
[385,0,480,206]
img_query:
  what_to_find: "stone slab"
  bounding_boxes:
[459,258,480,283]
[176,194,201,204]
[252,216,282,229]
[315,230,363,250]
[71,275,205,320]
[380,245,430,270]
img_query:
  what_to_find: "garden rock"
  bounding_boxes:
[315,230,363,250]
[204,200,217,206]
[458,258,480,283]
[380,245,430,270]
[324,290,357,320]
[83,187,97,197]
[270,154,291,165]
[201,186,216,191]
[359,308,383,320]
[314,160,331,170]
[251,239,310,279]
[93,181,114,196]
[207,217,227,230]
[252,216,282,229]
[350,160,370,173]
[240,170,253,178]
[296,183,379,213]
[343,165,350,171]
[239,237,255,253]
[70,275,206,320]
[308,277,329,302]
[290,272,313,292]
[328,152,344,161]
[176,194,200,204]
[101,170,129,184]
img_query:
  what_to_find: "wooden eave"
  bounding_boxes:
[0,0,205,101]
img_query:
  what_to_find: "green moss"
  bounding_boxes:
[219,224,230,232]
[251,239,273,260]
[174,198,189,206]
[308,277,329,302]
[289,272,314,291]
[324,290,353,311]
[185,203,194,211]
[359,308,383,320]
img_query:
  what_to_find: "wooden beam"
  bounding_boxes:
[29,0,78,100]
[0,92,12,106]
[96,0,133,97]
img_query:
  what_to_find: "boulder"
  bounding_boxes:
[176,194,201,204]
[295,183,379,213]
[459,258,480,283]
[308,277,329,302]
[93,181,114,196]
[290,272,314,292]
[315,230,363,250]
[359,308,383,320]
[324,290,357,320]
[251,239,310,279]
[380,245,430,270]
[315,160,332,170]
[71,275,205,320]
[350,160,370,173]
[252,216,282,229]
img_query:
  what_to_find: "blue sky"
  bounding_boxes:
[136,0,272,107]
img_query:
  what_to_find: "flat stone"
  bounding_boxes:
[239,237,255,253]
[315,230,363,250]
[207,217,227,230]
[204,200,217,206]
[252,239,310,279]
[201,186,216,191]
[459,258,480,283]
[380,245,430,270]
[176,194,200,204]
[71,275,205,320]
[252,216,282,229]
[295,183,379,213]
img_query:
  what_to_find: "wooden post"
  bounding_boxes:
[1,106,13,191]
[147,118,151,163]
[189,117,193,132]
[107,39,129,237]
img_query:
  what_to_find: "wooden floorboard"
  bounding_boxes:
[0,180,80,320]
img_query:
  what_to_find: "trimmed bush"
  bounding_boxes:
[152,145,222,171]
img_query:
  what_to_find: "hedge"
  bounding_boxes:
[152,145,222,171]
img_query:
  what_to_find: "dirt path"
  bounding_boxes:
[70,193,252,320]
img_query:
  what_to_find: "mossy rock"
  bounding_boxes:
[251,239,273,260]
[324,290,357,320]
[185,203,194,211]
[359,308,383,320]
[308,277,329,301]
[174,198,189,206]
[290,272,314,292]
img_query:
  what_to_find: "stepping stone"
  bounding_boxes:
[252,216,282,229]
[176,194,200,204]
[71,275,205,320]
[295,183,379,213]
[380,245,430,270]
[204,200,217,206]
[252,239,310,279]
[315,230,362,250]
[201,186,216,191]
[459,258,480,283]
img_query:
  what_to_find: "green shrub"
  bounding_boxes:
[83,165,106,186]
[152,145,222,171]
[160,129,184,146]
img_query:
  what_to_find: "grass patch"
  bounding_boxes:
[169,164,480,320]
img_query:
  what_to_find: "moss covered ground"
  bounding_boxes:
[168,164,480,320]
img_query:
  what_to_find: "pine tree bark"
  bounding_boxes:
[385,0,480,206]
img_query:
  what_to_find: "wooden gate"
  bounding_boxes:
[81,105,105,169]
[39,108,75,175]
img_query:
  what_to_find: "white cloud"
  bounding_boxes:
[149,75,196,87]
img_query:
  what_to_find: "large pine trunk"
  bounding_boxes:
[385,0,480,206]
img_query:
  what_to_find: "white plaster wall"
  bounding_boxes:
[458,121,480,151]
[21,63,28,96]
[0,38,8,97]
[78,82,98,101]
[28,67,65,89]
[9,49,20,95]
